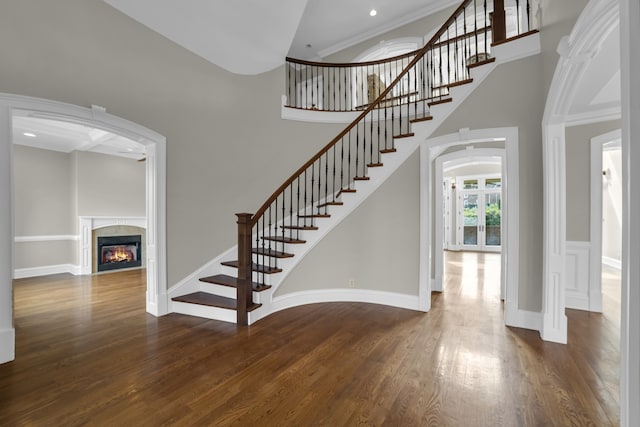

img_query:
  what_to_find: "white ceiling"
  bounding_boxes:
[12,114,146,161]
[102,0,458,74]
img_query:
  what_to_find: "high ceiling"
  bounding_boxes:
[15,1,620,155]
[13,114,146,161]
[102,0,459,74]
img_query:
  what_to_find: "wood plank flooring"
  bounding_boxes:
[0,252,620,426]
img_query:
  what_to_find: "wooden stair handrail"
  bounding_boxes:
[251,0,477,226]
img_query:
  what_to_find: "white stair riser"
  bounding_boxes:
[170,300,236,323]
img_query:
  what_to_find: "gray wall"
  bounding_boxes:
[12,145,145,269]
[0,0,343,285]
[565,120,621,241]
[2,0,590,316]
[13,145,74,236]
[13,145,74,269]
[276,152,420,296]
[75,151,145,217]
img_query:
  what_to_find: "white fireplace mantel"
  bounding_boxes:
[78,216,146,275]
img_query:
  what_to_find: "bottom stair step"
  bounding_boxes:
[172,292,261,312]
[200,274,271,292]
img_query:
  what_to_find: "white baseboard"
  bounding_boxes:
[602,256,622,270]
[270,289,422,316]
[505,306,542,332]
[14,264,81,279]
[0,327,15,364]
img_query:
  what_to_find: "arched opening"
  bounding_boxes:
[0,94,167,363]
[420,127,520,327]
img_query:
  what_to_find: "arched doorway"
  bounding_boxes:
[0,94,167,363]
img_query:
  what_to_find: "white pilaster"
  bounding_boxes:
[620,0,640,423]
[541,122,567,343]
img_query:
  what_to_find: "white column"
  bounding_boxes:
[620,0,640,424]
[0,104,15,364]
[541,122,567,343]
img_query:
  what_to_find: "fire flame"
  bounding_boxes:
[103,246,134,263]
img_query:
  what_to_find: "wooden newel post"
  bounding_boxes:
[236,213,253,326]
[491,0,506,44]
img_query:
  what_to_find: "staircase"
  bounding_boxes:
[169,0,539,325]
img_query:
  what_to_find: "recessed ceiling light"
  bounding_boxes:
[370,9,377,17]
[23,132,36,138]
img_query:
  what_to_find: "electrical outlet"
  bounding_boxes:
[348,279,355,288]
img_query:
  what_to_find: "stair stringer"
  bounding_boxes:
[169,32,541,324]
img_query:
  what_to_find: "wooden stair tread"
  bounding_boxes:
[380,148,397,154]
[336,189,355,197]
[199,274,271,292]
[317,201,343,208]
[428,98,452,106]
[221,260,283,274]
[467,57,496,68]
[394,133,415,139]
[410,116,433,123]
[298,214,331,218]
[354,176,370,181]
[367,162,383,167]
[252,247,294,258]
[171,292,261,312]
[261,236,306,244]
[447,78,473,88]
[281,225,318,231]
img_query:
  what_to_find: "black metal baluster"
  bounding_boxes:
[347,131,352,189]
[343,67,347,111]
[484,0,488,56]
[332,144,337,202]
[474,0,479,64]
[527,0,531,32]
[340,135,345,192]
[316,157,321,212]
[516,0,521,35]
[355,119,360,184]
[311,162,315,214]
[296,176,302,229]
[349,66,354,111]
[324,152,329,206]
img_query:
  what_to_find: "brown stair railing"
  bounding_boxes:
[285,0,536,113]
[234,0,537,325]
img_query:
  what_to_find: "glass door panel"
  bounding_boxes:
[485,191,501,247]
[463,193,478,245]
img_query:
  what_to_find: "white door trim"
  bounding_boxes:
[0,93,168,363]
[620,0,640,423]
[421,127,520,328]
[589,129,621,313]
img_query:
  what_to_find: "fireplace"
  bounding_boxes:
[97,235,142,272]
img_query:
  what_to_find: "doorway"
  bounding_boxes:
[0,94,167,364]
[422,128,519,330]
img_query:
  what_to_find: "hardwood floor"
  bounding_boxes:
[1,253,620,426]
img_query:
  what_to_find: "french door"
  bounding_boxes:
[457,177,502,252]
